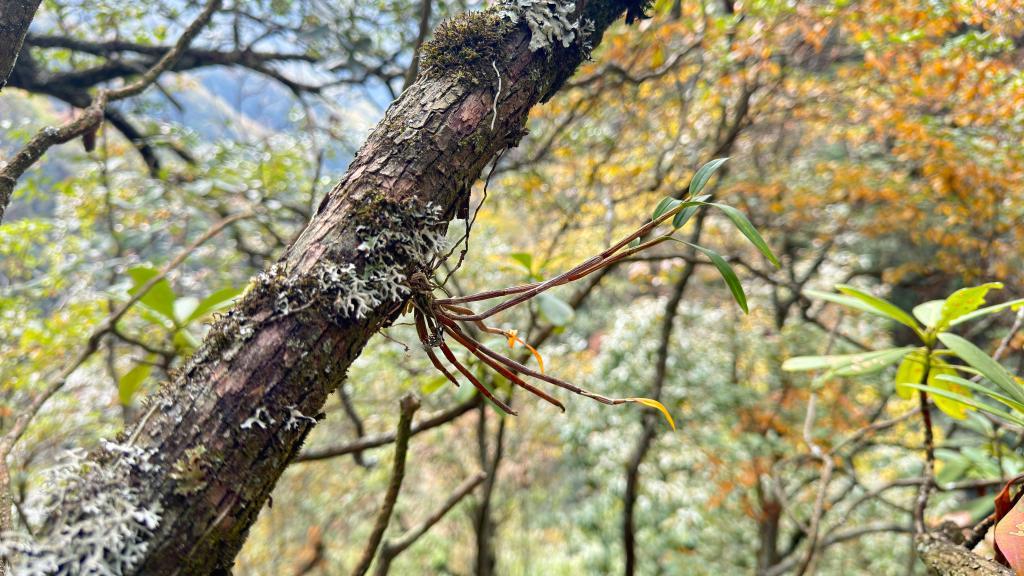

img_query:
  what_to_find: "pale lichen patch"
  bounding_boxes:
[0,442,163,575]
[498,0,582,52]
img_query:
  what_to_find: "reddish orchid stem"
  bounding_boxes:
[414,205,692,412]
[435,203,685,312]
[415,311,460,388]
[440,320,565,411]
[437,315,623,407]
[436,338,516,415]
[439,235,671,322]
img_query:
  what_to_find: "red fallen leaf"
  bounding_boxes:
[993,473,1024,570]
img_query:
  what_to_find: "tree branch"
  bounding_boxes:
[4,4,639,573]
[0,0,222,225]
[350,393,420,576]
[294,397,481,464]
[916,535,1012,576]
[0,0,41,90]
[375,471,487,575]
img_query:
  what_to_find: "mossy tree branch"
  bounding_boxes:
[6,3,640,574]
[916,535,1012,576]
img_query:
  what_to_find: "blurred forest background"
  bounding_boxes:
[2,0,1024,574]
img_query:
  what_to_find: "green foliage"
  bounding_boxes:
[644,159,779,314]
[118,363,152,405]
[681,241,748,314]
[537,292,574,326]
[786,282,1024,422]
[688,157,728,197]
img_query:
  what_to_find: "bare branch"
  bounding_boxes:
[350,393,420,576]
[0,0,222,224]
[374,471,487,575]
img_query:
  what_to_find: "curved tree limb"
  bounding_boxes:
[916,535,1011,576]
[0,0,223,225]
[375,470,487,575]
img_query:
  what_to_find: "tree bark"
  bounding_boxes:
[14,3,635,574]
[0,0,41,90]
[916,535,1011,576]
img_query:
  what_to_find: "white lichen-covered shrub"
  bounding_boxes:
[0,441,163,575]
[499,0,581,52]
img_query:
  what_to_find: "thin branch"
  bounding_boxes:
[338,384,371,468]
[915,387,936,534]
[350,393,420,576]
[401,0,432,90]
[294,397,480,464]
[374,471,487,575]
[0,0,222,225]
[0,210,249,535]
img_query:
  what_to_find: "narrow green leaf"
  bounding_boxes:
[803,289,881,316]
[709,203,780,268]
[672,194,710,228]
[903,383,1024,428]
[683,241,747,313]
[783,347,914,373]
[937,333,1024,404]
[836,284,924,337]
[689,157,729,196]
[934,374,1024,414]
[652,197,682,221]
[118,363,152,405]
[828,347,916,378]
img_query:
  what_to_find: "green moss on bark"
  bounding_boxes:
[420,9,514,84]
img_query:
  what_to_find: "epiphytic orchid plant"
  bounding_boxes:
[408,158,780,427]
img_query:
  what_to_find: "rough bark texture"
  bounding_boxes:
[21,3,633,574]
[916,535,1011,576]
[0,0,41,90]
